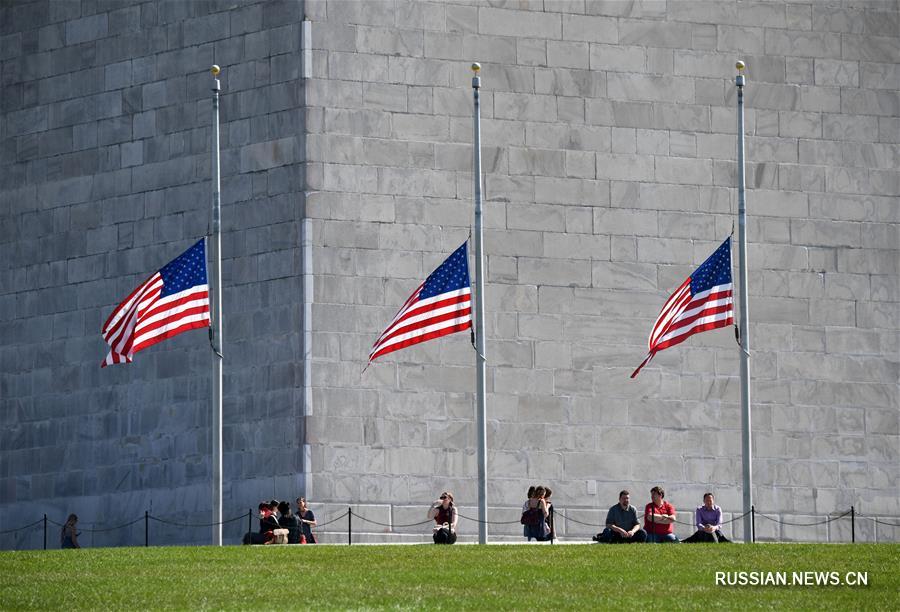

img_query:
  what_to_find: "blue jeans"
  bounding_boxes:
[646,532,679,543]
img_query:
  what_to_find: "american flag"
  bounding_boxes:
[367,241,472,366]
[631,237,734,378]
[102,239,211,367]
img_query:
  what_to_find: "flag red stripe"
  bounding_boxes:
[370,307,472,359]
[661,299,733,338]
[102,273,158,333]
[376,298,471,349]
[134,305,211,346]
[375,291,470,346]
[649,288,733,352]
[132,319,213,355]
[369,321,472,363]
[649,287,692,349]
[653,317,734,352]
[103,279,162,346]
[139,289,210,323]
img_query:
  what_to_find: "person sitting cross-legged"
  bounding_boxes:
[644,486,679,543]
[593,490,647,543]
[683,493,730,543]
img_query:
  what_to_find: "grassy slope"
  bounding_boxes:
[0,544,896,610]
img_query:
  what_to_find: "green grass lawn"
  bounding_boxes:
[0,543,896,610]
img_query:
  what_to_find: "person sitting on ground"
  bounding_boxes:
[543,487,555,541]
[259,501,280,533]
[278,501,302,544]
[644,486,679,543]
[427,491,458,544]
[683,492,730,543]
[297,497,317,544]
[521,486,550,542]
[593,490,647,544]
[60,514,80,549]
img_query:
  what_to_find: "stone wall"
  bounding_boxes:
[302,0,898,543]
[0,0,307,546]
[1,0,897,547]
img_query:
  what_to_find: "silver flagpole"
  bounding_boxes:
[210,65,224,546]
[471,63,488,545]
[735,61,753,543]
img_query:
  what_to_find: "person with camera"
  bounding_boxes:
[427,492,457,544]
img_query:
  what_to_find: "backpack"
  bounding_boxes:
[520,508,544,527]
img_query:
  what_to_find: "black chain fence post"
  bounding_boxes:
[248,509,252,535]
[144,511,149,547]
[43,514,47,550]
[348,507,352,546]
[851,506,855,543]
[549,505,555,544]
[750,505,756,543]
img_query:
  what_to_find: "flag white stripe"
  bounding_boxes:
[133,289,210,334]
[668,294,733,328]
[134,296,209,344]
[103,279,162,348]
[371,313,473,357]
[656,310,734,345]
[376,287,471,343]
[378,296,472,344]
[103,275,162,335]
[649,283,732,349]
[649,284,691,348]
[133,312,212,348]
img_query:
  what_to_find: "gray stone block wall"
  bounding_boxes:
[302,0,898,542]
[1,0,897,547]
[1,0,306,546]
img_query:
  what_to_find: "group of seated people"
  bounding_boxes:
[243,497,317,545]
[521,485,555,541]
[593,487,729,544]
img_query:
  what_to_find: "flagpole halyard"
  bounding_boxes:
[735,60,754,543]
[471,62,488,545]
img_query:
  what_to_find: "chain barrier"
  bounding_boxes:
[73,516,144,533]
[6,507,899,547]
[149,513,249,528]
[553,508,751,529]
[349,511,434,529]
[756,510,851,527]
[0,519,43,535]
[455,512,521,525]
[312,510,349,529]
[870,517,900,528]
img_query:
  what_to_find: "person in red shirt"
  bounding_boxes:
[644,486,679,543]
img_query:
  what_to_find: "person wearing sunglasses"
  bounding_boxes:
[427,492,457,544]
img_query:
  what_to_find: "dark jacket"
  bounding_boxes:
[280,514,302,544]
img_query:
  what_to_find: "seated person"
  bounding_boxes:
[644,486,679,543]
[277,501,302,544]
[593,490,646,543]
[521,486,550,542]
[259,501,280,533]
[683,493,730,543]
[428,492,458,544]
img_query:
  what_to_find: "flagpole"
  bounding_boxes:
[735,61,753,543]
[210,65,224,546]
[471,62,488,545]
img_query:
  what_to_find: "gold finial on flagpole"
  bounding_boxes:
[735,60,745,73]
[471,62,481,73]
[211,64,221,76]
